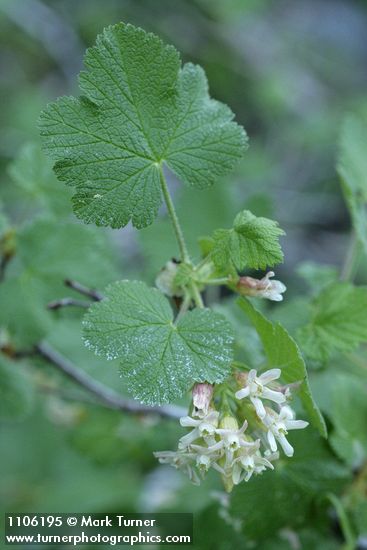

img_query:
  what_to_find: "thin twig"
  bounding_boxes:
[64,279,103,301]
[35,341,185,420]
[48,297,91,310]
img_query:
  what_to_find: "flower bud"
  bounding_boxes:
[219,415,239,431]
[192,383,214,417]
[155,259,184,297]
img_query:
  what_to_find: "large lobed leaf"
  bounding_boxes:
[238,298,326,436]
[297,282,367,362]
[39,23,247,229]
[83,281,234,404]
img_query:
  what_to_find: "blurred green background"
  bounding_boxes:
[1,1,367,548]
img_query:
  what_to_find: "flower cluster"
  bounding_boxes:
[154,371,308,491]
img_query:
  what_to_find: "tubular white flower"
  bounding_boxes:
[190,441,224,475]
[236,271,286,302]
[257,272,286,301]
[215,421,257,469]
[235,368,286,418]
[263,406,309,457]
[178,410,219,449]
[215,421,251,452]
[153,450,200,485]
[232,442,275,484]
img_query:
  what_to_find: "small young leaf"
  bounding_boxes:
[39,23,247,229]
[238,297,326,437]
[83,281,234,404]
[211,210,284,273]
[297,282,367,362]
[173,262,193,288]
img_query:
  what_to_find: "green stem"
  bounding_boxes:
[175,294,192,323]
[203,277,230,286]
[159,166,190,263]
[326,493,356,550]
[340,232,360,282]
[190,281,204,308]
[195,255,212,271]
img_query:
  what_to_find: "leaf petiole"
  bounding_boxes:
[159,165,190,264]
[189,281,204,308]
[202,277,231,286]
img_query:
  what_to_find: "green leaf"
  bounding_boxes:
[337,114,367,253]
[83,280,234,404]
[0,276,52,348]
[211,210,284,273]
[296,261,338,296]
[297,282,367,362]
[8,142,72,216]
[0,356,34,420]
[17,218,119,285]
[230,430,348,539]
[173,262,194,287]
[238,297,326,436]
[39,23,247,229]
[0,218,120,347]
[327,374,367,467]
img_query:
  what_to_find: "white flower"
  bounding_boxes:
[190,441,224,476]
[178,410,219,449]
[153,450,200,485]
[236,271,286,301]
[232,442,274,484]
[263,405,309,457]
[235,368,286,418]
[207,437,263,486]
[215,421,251,453]
[215,420,258,471]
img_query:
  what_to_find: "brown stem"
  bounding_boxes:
[35,341,185,419]
[48,297,91,310]
[64,279,103,301]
